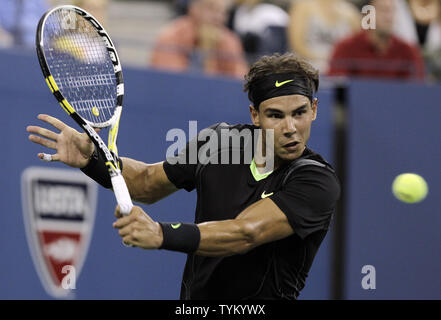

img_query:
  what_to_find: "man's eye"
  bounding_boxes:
[269,114,283,119]
[294,110,306,117]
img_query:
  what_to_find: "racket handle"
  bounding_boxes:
[111,174,133,215]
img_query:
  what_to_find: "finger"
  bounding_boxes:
[39,153,52,162]
[122,235,133,247]
[26,125,58,140]
[113,214,133,229]
[114,205,122,219]
[118,224,132,238]
[38,153,60,162]
[29,134,57,150]
[115,205,136,218]
[38,114,67,131]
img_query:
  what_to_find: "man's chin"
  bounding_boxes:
[277,150,303,163]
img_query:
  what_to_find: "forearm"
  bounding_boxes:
[116,200,293,255]
[121,158,177,204]
[195,199,293,257]
[196,219,256,257]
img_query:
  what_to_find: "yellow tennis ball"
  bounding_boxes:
[92,106,100,116]
[392,173,428,203]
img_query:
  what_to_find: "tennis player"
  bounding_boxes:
[27,53,340,299]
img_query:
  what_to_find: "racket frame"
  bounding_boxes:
[36,5,133,215]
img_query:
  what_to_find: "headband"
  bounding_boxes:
[248,73,316,108]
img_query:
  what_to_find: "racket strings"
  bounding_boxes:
[43,9,117,125]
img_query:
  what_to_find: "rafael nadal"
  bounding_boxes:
[27,53,340,299]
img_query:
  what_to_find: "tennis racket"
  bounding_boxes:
[36,5,133,216]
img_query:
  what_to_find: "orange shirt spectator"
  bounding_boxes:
[150,0,248,79]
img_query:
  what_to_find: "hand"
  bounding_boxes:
[113,205,163,249]
[27,114,95,168]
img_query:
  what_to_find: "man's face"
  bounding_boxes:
[372,0,396,36]
[250,94,317,166]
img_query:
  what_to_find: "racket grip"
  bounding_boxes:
[111,174,133,215]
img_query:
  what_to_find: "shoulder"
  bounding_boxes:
[157,16,195,40]
[204,122,256,132]
[337,31,365,47]
[300,147,334,166]
[282,149,340,195]
[390,36,421,55]
[198,122,256,146]
[331,31,366,56]
[199,123,257,146]
[218,26,245,48]
[269,150,340,238]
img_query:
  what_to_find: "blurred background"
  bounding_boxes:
[0,0,440,300]
[2,0,440,81]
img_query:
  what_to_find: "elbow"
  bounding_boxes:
[136,198,156,205]
[134,187,160,205]
[131,165,161,204]
[143,196,161,205]
[129,183,157,205]
[236,221,261,254]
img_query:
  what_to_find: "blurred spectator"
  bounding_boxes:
[270,0,292,11]
[393,0,441,81]
[422,10,441,81]
[287,0,361,73]
[173,0,235,16]
[0,26,13,48]
[424,45,441,81]
[228,0,290,63]
[70,0,109,26]
[394,0,441,51]
[150,0,248,79]
[0,0,49,48]
[328,0,425,80]
[173,0,192,16]
[347,0,369,10]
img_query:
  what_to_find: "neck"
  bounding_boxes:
[369,30,391,53]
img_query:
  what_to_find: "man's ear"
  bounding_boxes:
[249,105,260,126]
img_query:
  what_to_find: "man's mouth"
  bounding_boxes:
[283,141,299,148]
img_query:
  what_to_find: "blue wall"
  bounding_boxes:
[0,49,334,299]
[345,80,441,299]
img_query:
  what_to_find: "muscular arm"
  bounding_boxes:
[121,158,178,204]
[113,197,294,256]
[196,198,294,256]
[114,165,337,255]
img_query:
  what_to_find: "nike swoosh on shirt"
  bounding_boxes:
[261,191,274,199]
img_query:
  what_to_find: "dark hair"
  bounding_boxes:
[243,53,319,108]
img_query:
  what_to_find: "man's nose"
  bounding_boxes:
[282,117,296,135]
